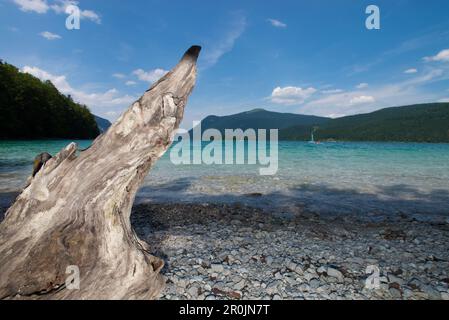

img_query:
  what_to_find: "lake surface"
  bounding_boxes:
[1,140,449,220]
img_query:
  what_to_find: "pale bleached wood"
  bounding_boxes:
[0,46,201,300]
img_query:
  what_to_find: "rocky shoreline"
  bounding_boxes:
[1,200,448,300]
[131,202,449,300]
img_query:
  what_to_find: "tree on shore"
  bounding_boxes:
[0,60,99,139]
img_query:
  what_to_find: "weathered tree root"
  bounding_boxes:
[0,46,201,300]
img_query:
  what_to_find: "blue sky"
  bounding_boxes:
[1,0,449,128]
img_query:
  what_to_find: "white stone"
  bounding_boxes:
[327,267,344,282]
[187,286,199,298]
[234,279,246,291]
[317,266,327,274]
[211,264,224,272]
[388,274,404,285]
[304,272,317,282]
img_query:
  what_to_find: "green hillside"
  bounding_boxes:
[0,60,100,139]
[280,103,449,142]
[191,108,329,137]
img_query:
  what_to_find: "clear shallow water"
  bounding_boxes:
[0,140,92,192]
[1,140,449,218]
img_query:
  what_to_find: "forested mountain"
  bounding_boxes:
[0,60,100,139]
[279,103,449,142]
[191,108,329,136]
[195,103,449,143]
[94,115,112,133]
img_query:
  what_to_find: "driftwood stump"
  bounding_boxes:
[0,46,201,299]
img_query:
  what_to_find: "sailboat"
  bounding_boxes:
[309,128,320,144]
[309,130,315,144]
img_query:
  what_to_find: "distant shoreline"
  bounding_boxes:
[0,138,95,142]
[3,139,449,144]
[186,139,449,144]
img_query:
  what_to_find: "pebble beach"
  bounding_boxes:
[131,202,449,300]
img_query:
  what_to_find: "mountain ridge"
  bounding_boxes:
[193,103,449,143]
[94,115,112,133]
[191,108,329,136]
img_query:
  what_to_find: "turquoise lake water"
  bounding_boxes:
[1,140,449,219]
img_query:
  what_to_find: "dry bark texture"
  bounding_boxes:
[0,46,201,300]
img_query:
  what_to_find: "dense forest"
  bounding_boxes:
[0,60,100,139]
[279,103,449,143]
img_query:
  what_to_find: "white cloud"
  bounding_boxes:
[125,80,137,86]
[322,89,344,94]
[51,1,101,24]
[22,66,72,92]
[203,13,246,68]
[349,95,375,105]
[102,110,122,121]
[49,0,71,13]
[22,66,136,110]
[14,0,101,23]
[270,86,317,105]
[302,92,376,116]
[267,18,287,28]
[404,68,418,74]
[356,83,369,89]
[299,93,378,118]
[39,31,61,40]
[438,98,449,103]
[105,111,119,117]
[299,68,448,117]
[79,9,101,24]
[424,49,449,62]
[112,73,126,79]
[403,68,443,85]
[324,113,346,119]
[13,0,49,13]
[133,68,168,83]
